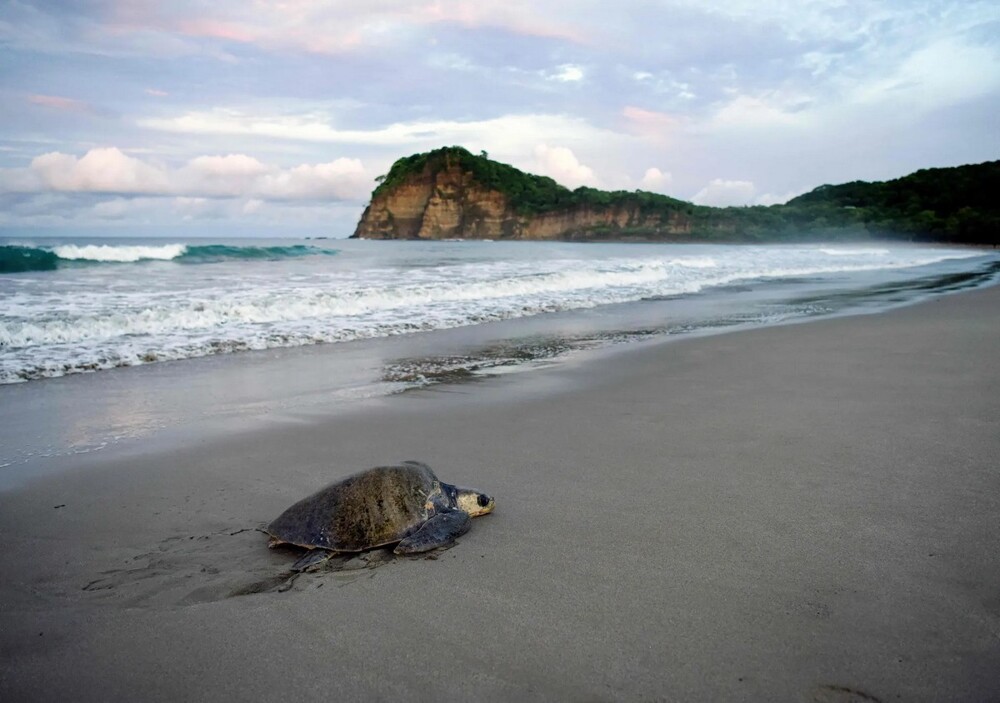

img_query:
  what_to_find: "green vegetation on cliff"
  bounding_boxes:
[373,146,694,218]
[374,146,571,214]
[368,147,999,244]
[784,160,1000,245]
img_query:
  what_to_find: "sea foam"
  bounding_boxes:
[51,243,188,262]
[0,241,991,383]
[819,247,890,256]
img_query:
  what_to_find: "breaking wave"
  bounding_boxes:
[0,243,337,273]
[0,241,992,383]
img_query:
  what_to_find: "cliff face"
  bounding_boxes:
[351,153,696,241]
[524,205,693,240]
[352,148,1000,244]
[353,162,508,239]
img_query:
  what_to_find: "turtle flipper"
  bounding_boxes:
[290,549,334,572]
[394,511,471,555]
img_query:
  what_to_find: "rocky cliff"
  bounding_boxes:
[351,147,703,241]
[351,147,1000,244]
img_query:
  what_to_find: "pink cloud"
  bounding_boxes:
[176,19,258,44]
[1,147,372,201]
[27,94,92,113]
[622,106,683,141]
[417,2,588,43]
[98,2,586,55]
[30,147,170,193]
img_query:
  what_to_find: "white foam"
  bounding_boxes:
[51,243,187,262]
[819,247,890,256]
[0,242,989,383]
[667,256,717,268]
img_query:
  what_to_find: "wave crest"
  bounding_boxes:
[0,243,337,273]
[52,243,187,262]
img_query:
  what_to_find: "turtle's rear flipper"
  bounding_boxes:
[291,549,334,572]
[394,511,471,555]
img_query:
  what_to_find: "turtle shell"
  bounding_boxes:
[266,462,443,552]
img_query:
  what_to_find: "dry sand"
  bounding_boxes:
[1,286,999,702]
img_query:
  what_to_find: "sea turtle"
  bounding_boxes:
[266,461,495,571]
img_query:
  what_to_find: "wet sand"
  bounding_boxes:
[1,286,999,701]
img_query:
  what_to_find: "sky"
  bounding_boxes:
[0,1,998,237]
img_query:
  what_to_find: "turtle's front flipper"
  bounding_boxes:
[291,549,334,572]
[394,511,471,555]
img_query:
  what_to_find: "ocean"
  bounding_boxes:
[3,238,998,386]
[1,236,998,485]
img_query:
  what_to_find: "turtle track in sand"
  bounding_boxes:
[72,527,407,609]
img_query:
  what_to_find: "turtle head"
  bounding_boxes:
[455,487,495,518]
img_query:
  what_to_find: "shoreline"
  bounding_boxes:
[1,284,999,701]
[2,251,996,489]
[3,239,995,388]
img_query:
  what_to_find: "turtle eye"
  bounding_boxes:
[477,494,491,507]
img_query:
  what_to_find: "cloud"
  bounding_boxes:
[80,196,272,223]
[172,196,230,220]
[133,109,633,178]
[252,159,368,200]
[29,148,171,193]
[137,109,618,153]
[100,2,589,56]
[27,94,93,113]
[419,2,589,42]
[181,154,271,196]
[175,18,258,44]
[138,110,350,142]
[849,38,1000,110]
[692,178,756,206]
[90,198,133,219]
[548,64,584,82]
[0,148,373,202]
[533,145,597,188]
[709,94,804,130]
[2,1,998,233]
[0,192,368,232]
[639,167,672,193]
[754,190,803,206]
[186,153,269,177]
[622,106,683,141]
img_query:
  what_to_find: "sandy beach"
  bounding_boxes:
[1,284,999,702]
